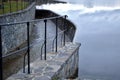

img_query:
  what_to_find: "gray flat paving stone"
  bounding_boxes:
[34,67,44,73]
[47,60,63,66]
[43,72,55,77]
[34,76,50,80]
[7,42,80,80]
[44,67,54,72]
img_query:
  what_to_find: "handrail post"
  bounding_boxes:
[55,18,58,52]
[0,25,3,80]
[44,20,47,60]
[27,22,30,74]
[63,15,67,46]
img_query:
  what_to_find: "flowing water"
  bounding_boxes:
[36,0,120,80]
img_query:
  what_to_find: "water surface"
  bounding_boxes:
[36,1,120,80]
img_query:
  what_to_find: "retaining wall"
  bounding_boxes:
[6,9,80,80]
[51,43,80,79]
[35,10,76,41]
[7,42,81,80]
[0,2,36,79]
[1,2,79,80]
[0,3,36,56]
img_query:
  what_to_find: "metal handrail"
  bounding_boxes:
[0,16,66,58]
[0,15,67,80]
[2,39,45,59]
[52,29,66,52]
[2,30,67,59]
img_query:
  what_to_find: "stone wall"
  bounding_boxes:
[7,42,81,80]
[35,10,76,41]
[0,2,35,56]
[6,9,80,80]
[0,2,35,79]
[51,43,80,79]
[35,9,78,79]
[1,3,78,80]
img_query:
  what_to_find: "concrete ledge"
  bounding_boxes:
[7,42,81,80]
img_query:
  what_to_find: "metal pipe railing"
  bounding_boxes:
[27,22,30,74]
[55,18,58,52]
[0,16,67,59]
[52,29,67,52]
[0,15,67,79]
[44,19,47,60]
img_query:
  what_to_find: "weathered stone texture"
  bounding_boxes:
[0,3,35,56]
[7,42,81,80]
[1,2,77,79]
[35,10,76,42]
